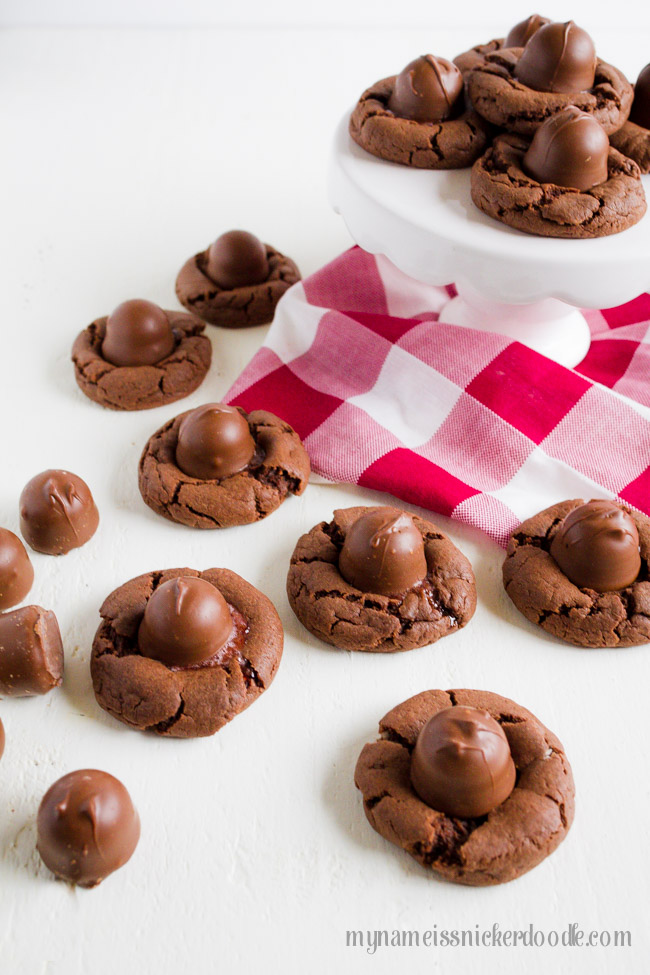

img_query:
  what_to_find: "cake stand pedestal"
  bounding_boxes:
[329,112,650,368]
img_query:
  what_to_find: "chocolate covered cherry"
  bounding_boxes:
[20,470,99,555]
[102,299,175,367]
[523,107,609,190]
[338,507,428,596]
[388,55,463,122]
[515,21,597,94]
[206,230,269,289]
[505,13,551,48]
[410,706,516,818]
[550,500,641,592]
[0,528,33,610]
[138,576,233,667]
[175,403,256,481]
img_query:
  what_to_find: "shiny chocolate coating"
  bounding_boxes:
[175,403,256,481]
[338,507,428,596]
[411,706,516,818]
[20,470,99,555]
[37,770,140,888]
[388,55,463,122]
[630,63,650,130]
[101,299,175,367]
[515,21,597,94]
[138,576,233,667]
[505,13,551,48]
[523,107,609,190]
[206,230,269,289]
[0,528,34,610]
[0,717,4,761]
[0,605,64,696]
[550,500,641,592]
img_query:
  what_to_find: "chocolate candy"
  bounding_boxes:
[505,13,551,48]
[630,63,650,130]
[0,605,64,696]
[101,299,175,367]
[175,403,256,481]
[37,769,140,888]
[550,500,641,592]
[0,528,33,610]
[515,21,597,94]
[338,507,428,596]
[138,576,233,667]
[205,230,269,289]
[523,107,609,190]
[0,717,4,761]
[20,470,99,556]
[388,55,463,122]
[411,706,516,818]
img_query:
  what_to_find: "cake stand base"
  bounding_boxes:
[439,281,591,369]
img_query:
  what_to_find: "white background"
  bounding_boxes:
[1,5,649,975]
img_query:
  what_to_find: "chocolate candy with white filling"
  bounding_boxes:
[0,528,34,610]
[175,403,256,481]
[388,55,464,122]
[523,107,609,190]
[138,576,233,667]
[0,605,64,695]
[338,507,428,596]
[37,770,140,887]
[101,299,175,367]
[410,705,516,817]
[515,21,597,94]
[19,470,99,555]
[550,499,641,592]
[205,230,270,289]
[630,63,650,130]
[505,13,550,48]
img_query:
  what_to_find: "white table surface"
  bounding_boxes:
[1,23,649,975]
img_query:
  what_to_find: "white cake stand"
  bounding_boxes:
[328,111,650,367]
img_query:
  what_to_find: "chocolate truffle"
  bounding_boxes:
[137,576,233,667]
[630,63,650,130]
[550,499,641,592]
[0,717,4,761]
[0,605,64,696]
[505,13,551,48]
[0,528,33,610]
[101,299,175,367]
[37,770,140,888]
[175,403,256,481]
[410,705,516,818]
[205,231,270,290]
[523,107,609,190]
[19,470,99,555]
[515,21,597,94]
[338,507,428,596]
[388,55,463,122]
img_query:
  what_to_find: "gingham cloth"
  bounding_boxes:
[225,246,650,546]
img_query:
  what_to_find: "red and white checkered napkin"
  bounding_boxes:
[225,246,650,546]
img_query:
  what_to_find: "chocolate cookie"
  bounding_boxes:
[503,499,650,648]
[175,245,300,328]
[472,133,646,238]
[467,48,633,136]
[610,121,650,174]
[355,688,575,886]
[453,39,503,75]
[138,407,310,529]
[72,310,211,411]
[286,506,476,653]
[349,77,492,169]
[90,567,283,737]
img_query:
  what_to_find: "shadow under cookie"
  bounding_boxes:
[90,567,283,738]
[355,688,575,886]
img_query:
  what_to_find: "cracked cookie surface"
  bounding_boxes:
[349,77,492,169]
[453,38,503,75]
[467,49,633,136]
[503,499,650,648]
[175,244,301,328]
[471,134,646,237]
[138,407,310,529]
[286,506,476,653]
[610,120,650,174]
[71,311,211,411]
[90,567,283,738]
[355,688,574,885]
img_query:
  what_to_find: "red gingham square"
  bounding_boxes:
[303,246,388,313]
[578,336,641,388]
[600,294,650,329]
[359,449,479,516]
[230,364,342,440]
[620,466,650,510]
